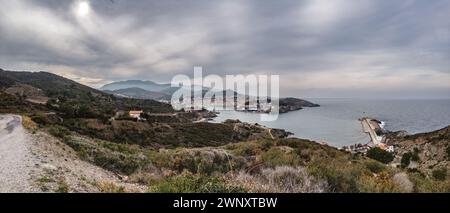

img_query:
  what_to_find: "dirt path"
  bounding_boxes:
[0,115,39,192]
[0,114,147,193]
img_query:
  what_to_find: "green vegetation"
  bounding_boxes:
[63,136,151,175]
[56,177,70,193]
[226,139,403,193]
[432,168,447,181]
[446,146,450,160]
[1,70,174,119]
[48,125,71,139]
[150,172,245,193]
[401,150,421,168]
[60,118,236,148]
[2,70,449,193]
[366,147,394,164]
[261,147,301,167]
[36,175,54,192]
[408,172,450,192]
[96,182,126,193]
[365,161,386,174]
[401,152,412,168]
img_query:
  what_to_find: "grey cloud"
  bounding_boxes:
[0,0,449,98]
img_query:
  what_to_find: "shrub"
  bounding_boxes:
[408,172,450,192]
[226,142,263,156]
[365,161,385,174]
[446,146,450,160]
[411,152,420,162]
[56,177,70,193]
[366,147,394,164]
[261,147,301,167]
[22,115,38,132]
[151,148,245,175]
[229,166,327,193]
[150,172,245,193]
[401,152,412,168]
[97,181,126,193]
[402,151,420,168]
[432,169,447,181]
[356,172,403,193]
[63,137,150,175]
[307,159,363,192]
[48,125,71,138]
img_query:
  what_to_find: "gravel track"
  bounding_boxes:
[0,115,38,192]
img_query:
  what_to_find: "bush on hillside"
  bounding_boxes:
[366,147,394,164]
[150,172,245,193]
[432,168,447,181]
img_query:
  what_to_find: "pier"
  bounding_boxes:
[360,117,382,145]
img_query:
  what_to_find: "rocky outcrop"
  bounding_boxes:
[278,98,320,113]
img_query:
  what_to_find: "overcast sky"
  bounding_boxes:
[0,0,449,98]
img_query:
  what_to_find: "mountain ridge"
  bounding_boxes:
[100,80,171,92]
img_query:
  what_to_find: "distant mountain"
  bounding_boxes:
[103,87,170,100]
[100,80,171,92]
[101,80,217,101]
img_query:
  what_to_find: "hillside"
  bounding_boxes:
[386,126,450,177]
[1,68,448,193]
[0,69,174,118]
[0,69,289,149]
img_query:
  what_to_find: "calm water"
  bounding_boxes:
[214,99,450,147]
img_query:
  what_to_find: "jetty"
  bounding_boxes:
[343,117,394,154]
[360,117,382,145]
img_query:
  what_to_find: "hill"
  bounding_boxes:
[0,69,289,149]
[278,97,320,113]
[0,69,174,118]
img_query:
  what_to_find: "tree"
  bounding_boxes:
[401,152,412,168]
[366,147,394,164]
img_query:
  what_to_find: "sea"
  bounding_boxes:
[213,99,450,148]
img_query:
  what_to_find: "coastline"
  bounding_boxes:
[213,99,450,148]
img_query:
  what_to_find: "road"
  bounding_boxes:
[0,115,37,192]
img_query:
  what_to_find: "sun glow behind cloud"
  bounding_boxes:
[74,0,90,18]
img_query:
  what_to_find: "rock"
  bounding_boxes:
[393,172,414,192]
[41,163,57,171]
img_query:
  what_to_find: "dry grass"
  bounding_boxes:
[96,181,126,193]
[228,166,327,193]
[22,115,38,132]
